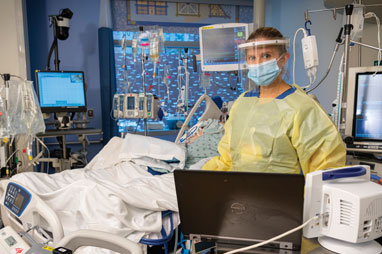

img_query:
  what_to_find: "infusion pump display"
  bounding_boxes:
[113,93,159,120]
[4,183,32,217]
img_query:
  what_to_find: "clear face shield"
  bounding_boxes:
[238,38,290,91]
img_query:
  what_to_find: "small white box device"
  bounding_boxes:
[301,35,319,69]
[0,226,30,254]
[303,165,382,254]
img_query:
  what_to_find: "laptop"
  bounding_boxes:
[174,170,305,253]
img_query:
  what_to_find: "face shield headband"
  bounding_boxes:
[238,39,290,50]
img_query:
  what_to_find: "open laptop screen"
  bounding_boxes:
[174,170,305,251]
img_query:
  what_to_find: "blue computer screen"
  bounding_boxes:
[354,72,382,140]
[37,71,86,110]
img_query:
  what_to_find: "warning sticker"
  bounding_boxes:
[42,245,55,251]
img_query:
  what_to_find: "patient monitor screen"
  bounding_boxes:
[36,71,86,113]
[354,72,382,140]
[201,26,246,68]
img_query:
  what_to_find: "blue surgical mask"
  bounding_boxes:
[247,58,281,86]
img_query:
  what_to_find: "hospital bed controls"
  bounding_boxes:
[4,183,31,217]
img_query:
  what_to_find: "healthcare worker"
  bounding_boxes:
[203,27,346,175]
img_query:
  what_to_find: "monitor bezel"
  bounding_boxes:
[199,23,248,72]
[35,70,87,113]
[346,66,382,143]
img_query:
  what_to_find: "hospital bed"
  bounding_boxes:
[0,93,226,254]
[0,180,143,254]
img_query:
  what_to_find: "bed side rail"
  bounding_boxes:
[0,180,64,246]
[175,93,222,144]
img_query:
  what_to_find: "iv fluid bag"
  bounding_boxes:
[8,80,45,136]
[138,31,150,48]
[7,83,26,136]
[200,72,212,90]
[0,94,10,138]
[150,37,160,62]
[343,5,364,42]
[21,80,45,135]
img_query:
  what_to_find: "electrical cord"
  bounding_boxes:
[46,38,58,71]
[36,136,50,158]
[110,95,118,121]
[0,74,26,82]
[223,215,320,254]
[371,174,382,184]
[293,27,318,90]
[306,42,341,93]
[302,72,317,90]
[134,119,141,134]
[5,149,19,166]
[293,28,307,85]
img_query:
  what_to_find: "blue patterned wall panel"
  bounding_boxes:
[111,1,253,132]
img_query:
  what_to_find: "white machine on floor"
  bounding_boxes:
[303,165,382,254]
[0,180,143,254]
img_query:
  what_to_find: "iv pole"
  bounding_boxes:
[305,3,382,133]
[340,4,353,133]
[139,26,148,136]
[184,48,190,116]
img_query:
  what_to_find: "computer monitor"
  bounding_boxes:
[199,23,248,72]
[345,66,382,153]
[35,70,87,113]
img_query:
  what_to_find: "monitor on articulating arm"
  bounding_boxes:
[199,23,248,72]
[35,70,87,114]
[345,66,382,154]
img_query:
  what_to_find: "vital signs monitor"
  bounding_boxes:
[199,23,248,72]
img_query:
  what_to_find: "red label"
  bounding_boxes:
[16,248,24,254]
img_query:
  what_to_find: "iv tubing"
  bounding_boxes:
[307,43,340,93]
[184,48,189,114]
[292,28,307,85]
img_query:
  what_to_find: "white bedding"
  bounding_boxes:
[9,134,187,253]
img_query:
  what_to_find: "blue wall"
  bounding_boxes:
[26,0,103,158]
[111,1,254,134]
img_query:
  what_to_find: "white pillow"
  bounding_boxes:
[120,134,186,170]
[86,136,124,169]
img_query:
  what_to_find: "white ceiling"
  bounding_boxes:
[324,0,382,23]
